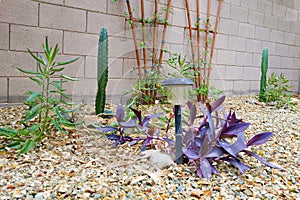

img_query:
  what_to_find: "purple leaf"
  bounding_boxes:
[184,149,199,160]
[119,121,137,128]
[116,104,125,122]
[200,157,212,180]
[223,157,250,174]
[97,126,118,133]
[230,132,247,155]
[200,133,209,156]
[149,112,163,119]
[211,96,225,112]
[243,150,281,169]
[246,132,273,146]
[107,134,120,140]
[207,110,216,141]
[199,101,206,116]
[187,101,197,125]
[147,126,155,136]
[131,107,142,125]
[196,167,203,178]
[205,147,226,158]
[129,140,139,146]
[223,122,250,137]
[141,139,151,151]
[142,116,150,128]
[183,128,194,147]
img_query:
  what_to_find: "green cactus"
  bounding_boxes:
[95,27,108,115]
[259,48,268,102]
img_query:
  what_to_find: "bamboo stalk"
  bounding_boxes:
[158,0,172,68]
[152,0,158,66]
[196,0,201,101]
[126,0,142,80]
[141,0,147,73]
[207,0,223,85]
[184,0,198,88]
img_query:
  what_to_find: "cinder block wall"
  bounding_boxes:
[0,0,299,103]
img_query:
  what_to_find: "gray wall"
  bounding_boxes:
[0,0,299,103]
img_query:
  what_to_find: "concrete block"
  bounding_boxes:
[235,52,252,66]
[217,50,236,65]
[270,30,283,43]
[224,0,241,6]
[87,12,125,36]
[63,31,98,56]
[215,34,228,49]
[37,0,63,5]
[262,41,276,55]
[263,1,273,15]
[0,78,7,102]
[276,44,289,56]
[225,66,243,80]
[243,67,260,81]
[288,46,300,58]
[232,80,250,94]
[172,7,186,27]
[220,2,231,19]
[283,32,295,45]
[281,57,294,69]
[0,50,37,77]
[252,53,261,67]
[272,3,286,18]
[245,39,262,53]
[63,78,97,99]
[40,4,86,32]
[55,55,85,78]
[248,10,264,26]
[228,36,246,51]
[106,78,134,97]
[278,19,291,31]
[241,0,257,10]
[285,8,298,22]
[8,77,41,102]
[230,5,248,23]
[0,23,9,50]
[0,0,38,26]
[291,22,300,34]
[65,0,106,12]
[263,15,278,29]
[123,58,139,79]
[254,26,270,41]
[269,55,281,69]
[210,65,226,80]
[250,80,260,93]
[165,27,185,45]
[10,25,63,52]
[238,22,255,38]
[285,69,299,82]
[296,35,300,46]
[219,18,239,36]
[210,79,233,94]
[107,0,126,16]
[108,37,135,59]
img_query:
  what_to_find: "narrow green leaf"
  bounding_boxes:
[0,127,17,137]
[53,119,68,134]
[27,49,45,64]
[18,140,36,157]
[29,77,43,87]
[56,57,79,66]
[60,75,78,81]
[23,109,39,122]
[59,120,84,128]
[17,68,39,75]
[38,54,47,65]
[6,141,22,149]
[51,67,64,72]
[54,106,65,121]
[25,92,41,103]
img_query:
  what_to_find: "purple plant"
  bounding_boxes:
[183,96,280,180]
[97,105,173,151]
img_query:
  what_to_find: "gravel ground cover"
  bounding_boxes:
[0,96,299,199]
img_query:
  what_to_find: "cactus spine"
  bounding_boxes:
[259,48,268,102]
[95,27,108,115]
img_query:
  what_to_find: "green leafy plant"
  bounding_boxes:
[259,48,268,102]
[261,72,295,109]
[95,27,109,115]
[0,37,80,156]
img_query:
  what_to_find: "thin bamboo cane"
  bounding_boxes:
[185,0,198,88]
[158,0,172,68]
[126,0,142,80]
[141,0,147,73]
[196,0,201,100]
[152,0,158,66]
[207,0,222,85]
[204,0,211,81]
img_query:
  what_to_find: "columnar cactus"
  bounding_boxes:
[95,27,108,115]
[259,48,268,102]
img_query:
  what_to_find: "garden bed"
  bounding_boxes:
[0,96,299,199]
